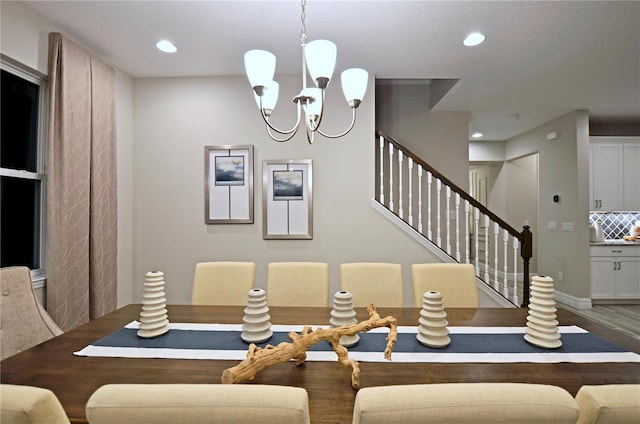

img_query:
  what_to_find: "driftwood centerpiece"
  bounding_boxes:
[221,304,397,388]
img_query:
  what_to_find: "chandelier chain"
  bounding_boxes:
[300,0,307,45]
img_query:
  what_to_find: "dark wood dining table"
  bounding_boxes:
[1,304,639,424]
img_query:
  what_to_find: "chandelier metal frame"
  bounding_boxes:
[244,0,368,144]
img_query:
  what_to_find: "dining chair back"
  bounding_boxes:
[575,384,640,424]
[85,384,310,424]
[191,262,255,306]
[352,383,579,424]
[411,263,479,308]
[0,384,70,424]
[340,262,403,307]
[0,266,63,360]
[267,262,329,306]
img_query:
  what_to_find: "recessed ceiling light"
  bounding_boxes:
[471,132,483,138]
[156,40,177,53]
[463,32,486,47]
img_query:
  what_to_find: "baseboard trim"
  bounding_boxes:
[555,290,592,310]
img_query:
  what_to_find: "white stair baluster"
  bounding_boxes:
[398,153,403,219]
[436,179,442,248]
[484,215,490,282]
[408,158,413,225]
[474,208,480,276]
[445,186,451,255]
[503,229,509,297]
[455,193,461,261]
[389,145,394,212]
[513,237,520,305]
[418,167,423,233]
[427,172,433,240]
[379,136,385,205]
[493,222,500,290]
[464,200,470,264]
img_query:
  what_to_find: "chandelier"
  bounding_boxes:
[244,0,368,143]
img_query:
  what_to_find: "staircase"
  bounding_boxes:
[375,130,533,307]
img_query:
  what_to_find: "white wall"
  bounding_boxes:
[470,112,591,304]
[133,76,440,306]
[489,154,539,272]
[376,83,470,190]
[1,1,135,307]
[505,111,591,303]
[469,140,505,162]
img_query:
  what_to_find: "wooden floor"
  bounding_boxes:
[558,303,640,340]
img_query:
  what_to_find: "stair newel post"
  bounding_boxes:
[520,225,533,307]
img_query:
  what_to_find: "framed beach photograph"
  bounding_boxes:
[273,170,304,201]
[215,155,245,186]
[205,145,254,224]
[262,159,312,239]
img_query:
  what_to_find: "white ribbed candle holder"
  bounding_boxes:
[330,290,359,347]
[524,275,562,349]
[416,290,450,348]
[241,288,272,344]
[137,271,170,338]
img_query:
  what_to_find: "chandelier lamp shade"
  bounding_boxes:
[244,0,368,143]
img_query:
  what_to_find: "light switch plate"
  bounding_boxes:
[547,221,557,231]
[561,222,574,232]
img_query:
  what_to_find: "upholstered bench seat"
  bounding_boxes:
[575,384,640,424]
[352,383,580,424]
[85,384,310,424]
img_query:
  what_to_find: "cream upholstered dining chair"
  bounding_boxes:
[411,263,479,308]
[0,384,70,424]
[191,261,255,306]
[266,262,329,306]
[85,384,310,424]
[575,384,640,424]
[0,266,64,361]
[340,262,403,307]
[352,383,579,424]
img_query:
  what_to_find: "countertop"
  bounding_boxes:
[590,239,640,246]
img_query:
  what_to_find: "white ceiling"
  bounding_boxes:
[21,0,640,141]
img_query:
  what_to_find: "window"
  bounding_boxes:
[1,55,48,280]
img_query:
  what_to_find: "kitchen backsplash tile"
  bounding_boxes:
[589,211,640,239]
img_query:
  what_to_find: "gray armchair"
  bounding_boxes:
[1,266,63,360]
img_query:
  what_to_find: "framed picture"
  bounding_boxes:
[205,145,254,224]
[263,159,312,239]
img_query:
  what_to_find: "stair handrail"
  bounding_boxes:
[377,130,533,306]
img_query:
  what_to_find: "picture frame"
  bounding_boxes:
[263,159,313,239]
[205,145,254,224]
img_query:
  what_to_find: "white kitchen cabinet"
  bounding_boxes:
[589,138,640,211]
[590,245,640,300]
[623,144,640,211]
